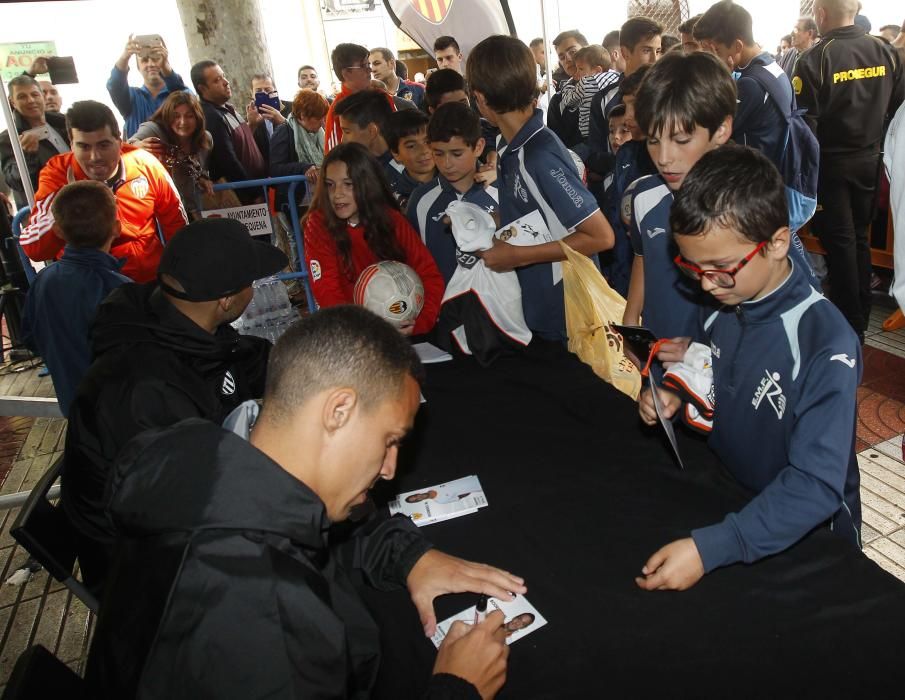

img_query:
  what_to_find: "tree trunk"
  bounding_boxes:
[175,0,273,111]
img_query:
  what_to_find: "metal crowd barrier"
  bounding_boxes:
[11,206,38,285]
[210,175,316,313]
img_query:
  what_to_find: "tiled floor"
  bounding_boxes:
[859,441,905,579]
[0,298,904,689]
[855,297,905,581]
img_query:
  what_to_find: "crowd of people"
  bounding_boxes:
[0,0,904,696]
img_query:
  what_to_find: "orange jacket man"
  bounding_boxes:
[20,101,187,282]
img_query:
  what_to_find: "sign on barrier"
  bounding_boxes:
[201,203,273,237]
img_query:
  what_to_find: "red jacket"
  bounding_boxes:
[19,144,188,283]
[304,207,444,334]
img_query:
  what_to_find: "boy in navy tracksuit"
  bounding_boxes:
[600,64,656,298]
[693,0,791,169]
[384,110,437,210]
[407,102,499,283]
[22,181,131,416]
[636,146,861,592]
[622,52,736,340]
[466,35,615,342]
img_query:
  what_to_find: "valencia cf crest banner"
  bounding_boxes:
[382,0,516,59]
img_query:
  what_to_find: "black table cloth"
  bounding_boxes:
[362,341,905,698]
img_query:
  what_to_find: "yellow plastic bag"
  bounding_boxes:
[559,241,642,400]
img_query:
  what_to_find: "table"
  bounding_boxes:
[362,341,905,698]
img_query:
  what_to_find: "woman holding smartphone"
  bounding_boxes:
[129,91,213,219]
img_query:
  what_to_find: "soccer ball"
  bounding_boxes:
[354,261,424,327]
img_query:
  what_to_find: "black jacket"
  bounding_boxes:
[0,110,69,209]
[587,82,620,177]
[85,419,477,699]
[793,24,904,157]
[546,86,582,150]
[252,98,293,171]
[62,283,270,554]
[201,98,266,203]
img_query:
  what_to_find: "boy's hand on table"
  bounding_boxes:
[635,538,704,591]
[638,386,681,425]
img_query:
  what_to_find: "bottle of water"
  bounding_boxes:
[253,279,269,335]
[242,289,261,337]
[273,279,291,312]
[235,277,297,341]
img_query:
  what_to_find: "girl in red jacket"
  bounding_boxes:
[303,142,444,335]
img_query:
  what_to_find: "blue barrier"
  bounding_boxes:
[210,175,316,313]
[11,206,37,285]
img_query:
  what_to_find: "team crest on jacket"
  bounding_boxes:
[130,176,149,199]
[221,371,236,396]
[752,369,785,419]
[513,173,528,203]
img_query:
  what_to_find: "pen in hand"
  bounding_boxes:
[473,594,488,625]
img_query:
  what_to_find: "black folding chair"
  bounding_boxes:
[1,644,85,699]
[10,457,99,612]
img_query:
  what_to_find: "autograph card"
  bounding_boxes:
[650,378,685,470]
[495,210,553,246]
[388,475,487,526]
[413,342,453,364]
[430,596,547,648]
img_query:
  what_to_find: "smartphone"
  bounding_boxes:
[135,34,163,58]
[611,324,658,365]
[254,91,281,112]
[46,56,78,85]
[25,125,51,140]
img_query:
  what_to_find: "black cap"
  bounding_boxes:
[157,218,289,301]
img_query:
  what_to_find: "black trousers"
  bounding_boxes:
[812,152,881,336]
[73,527,112,599]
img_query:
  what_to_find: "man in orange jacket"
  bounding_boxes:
[19,100,188,283]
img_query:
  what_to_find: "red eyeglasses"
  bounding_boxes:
[673,241,767,289]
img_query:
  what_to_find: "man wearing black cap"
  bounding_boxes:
[61,218,288,593]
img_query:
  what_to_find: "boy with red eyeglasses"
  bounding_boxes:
[636,145,861,592]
